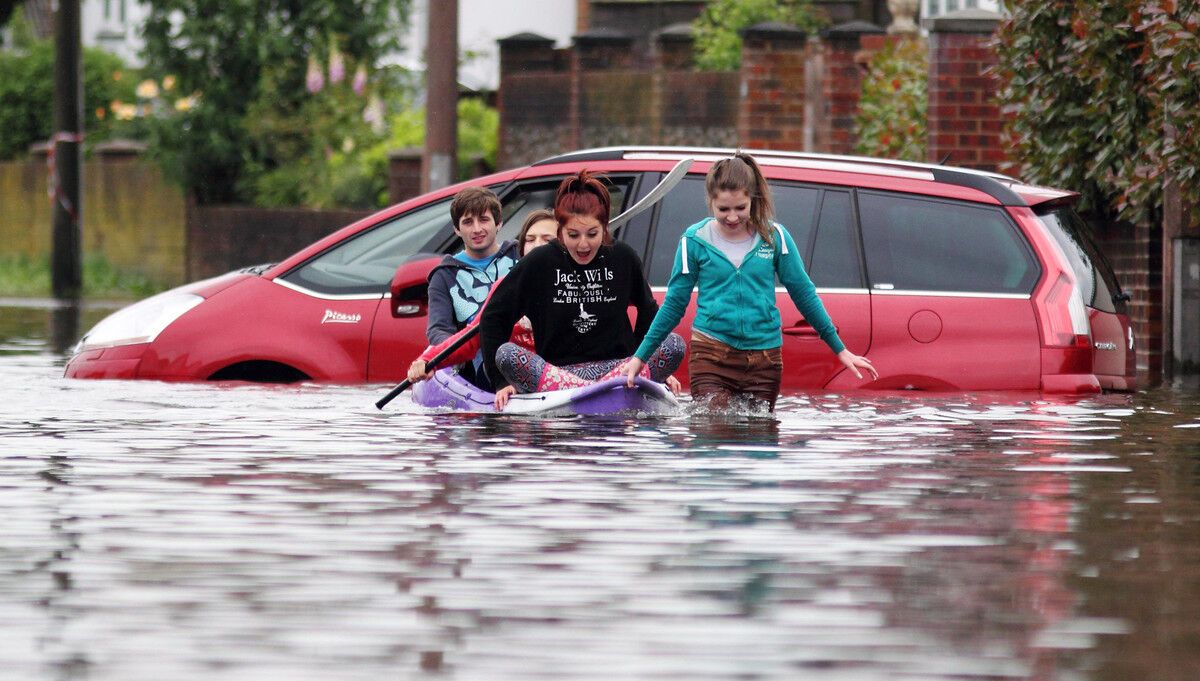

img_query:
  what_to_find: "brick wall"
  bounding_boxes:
[1094,220,1164,385]
[926,11,1011,171]
[739,23,810,152]
[497,33,573,169]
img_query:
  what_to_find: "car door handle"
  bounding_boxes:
[783,322,837,337]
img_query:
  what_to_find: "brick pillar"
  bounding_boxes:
[497,32,559,168]
[818,21,885,155]
[387,148,422,204]
[573,29,636,149]
[739,22,809,151]
[652,23,694,145]
[926,9,1010,171]
[654,22,694,71]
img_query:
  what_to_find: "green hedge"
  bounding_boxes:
[994,0,1200,223]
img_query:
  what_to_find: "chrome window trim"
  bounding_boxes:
[272,277,385,301]
[650,286,871,295]
[870,289,1031,300]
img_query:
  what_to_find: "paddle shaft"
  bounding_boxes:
[374,325,480,409]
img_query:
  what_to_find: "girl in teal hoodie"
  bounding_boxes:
[623,153,877,410]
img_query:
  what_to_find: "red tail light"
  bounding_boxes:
[1035,271,1094,377]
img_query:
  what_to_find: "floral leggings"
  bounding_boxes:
[495,333,686,393]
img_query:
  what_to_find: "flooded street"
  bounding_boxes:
[3,302,1200,680]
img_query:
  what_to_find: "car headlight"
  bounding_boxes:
[75,291,204,352]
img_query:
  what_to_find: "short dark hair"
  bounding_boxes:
[450,186,502,226]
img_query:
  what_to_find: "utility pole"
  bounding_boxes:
[422,0,457,193]
[52,0,83,298]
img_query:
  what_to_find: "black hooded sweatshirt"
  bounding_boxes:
[479,240,658,389]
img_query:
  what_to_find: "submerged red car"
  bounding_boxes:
[65,146,1135,393]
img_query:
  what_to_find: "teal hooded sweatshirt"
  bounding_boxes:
[634,218,845,362]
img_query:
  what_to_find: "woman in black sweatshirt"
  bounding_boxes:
[480,170,684,409]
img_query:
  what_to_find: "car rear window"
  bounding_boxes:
[858,192,1039,295]
[1036,206,1124,314]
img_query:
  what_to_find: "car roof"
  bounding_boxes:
[533,146,1076,208]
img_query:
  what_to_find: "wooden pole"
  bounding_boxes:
[422,0,458,192]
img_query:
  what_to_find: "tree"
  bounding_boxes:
[140,0,412,204]
[0,11,137,160]
[692,0,825,71]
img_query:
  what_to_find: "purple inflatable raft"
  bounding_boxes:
[411,368,679,415]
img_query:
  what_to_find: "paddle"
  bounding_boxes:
[374,157,694,410]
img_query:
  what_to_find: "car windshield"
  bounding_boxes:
[1037,206,1125,314]
[279,198,454,296]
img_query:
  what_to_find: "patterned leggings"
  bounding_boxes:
[496,333,686,393]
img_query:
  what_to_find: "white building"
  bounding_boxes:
[922,0,1002,20]
[83,0,150,66]
[74,0,576,91]
[399,0,575,92]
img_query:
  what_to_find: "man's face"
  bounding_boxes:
[455,210,501,259]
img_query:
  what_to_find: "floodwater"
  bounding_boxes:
[2,301,1200,681]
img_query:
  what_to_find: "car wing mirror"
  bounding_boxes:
[390,255,441,318]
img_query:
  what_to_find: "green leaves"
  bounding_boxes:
[140,0,412,204]
[855,38,927,161]
[994,0,1200,223]
[692,0,825,71]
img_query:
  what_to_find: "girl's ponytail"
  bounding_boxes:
[706,152,775,245]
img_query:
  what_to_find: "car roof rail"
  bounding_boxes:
[534,145,1015,179]
[929,167,1027,206]
[533,145,1028,206]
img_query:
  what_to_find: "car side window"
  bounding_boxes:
[645,179,823,287]
[646,177,709,286]
[280,197,455,295]
[808,190,862,289]
[858,192,1039,294]
[496,180,629,248]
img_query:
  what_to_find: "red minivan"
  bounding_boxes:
[65,147,1135,393]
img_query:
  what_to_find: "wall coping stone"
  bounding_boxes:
[94,139,148,158]
[573,28,635,46]
[498,32,555,47]
[739,22,808,42]
[821,20,885,41]
[387,147,422,160]
[655,22,695,42]
[928,9,1002,34]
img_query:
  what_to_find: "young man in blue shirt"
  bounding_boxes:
[424,186,518,390]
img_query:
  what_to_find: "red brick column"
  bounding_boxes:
[497,32,569,168]
[926,10,1010,171]
[739,22,809,151]
[818,21,886,155]
[387,148,422,204]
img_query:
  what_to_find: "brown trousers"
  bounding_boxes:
[688,332,783,411]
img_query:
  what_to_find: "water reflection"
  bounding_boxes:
[1,302,1199,680]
